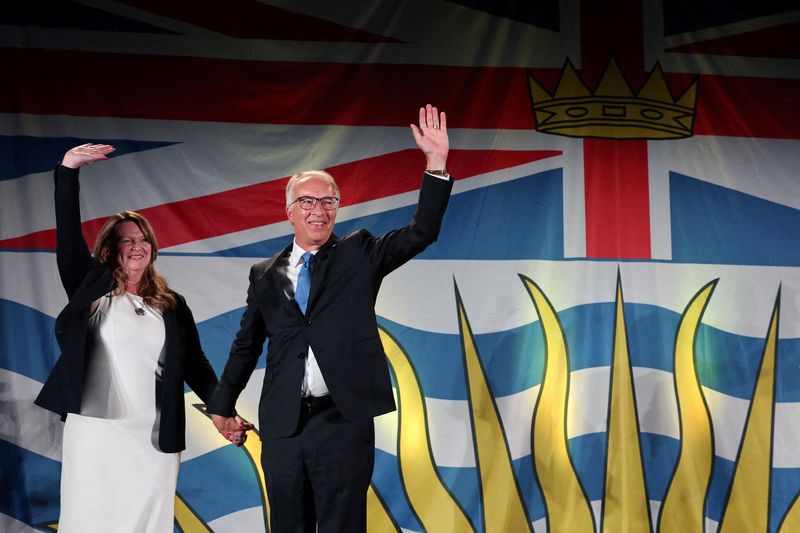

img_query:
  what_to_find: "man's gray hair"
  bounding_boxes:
[285,170,341,208]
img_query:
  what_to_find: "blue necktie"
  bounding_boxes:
[295,252,313,314]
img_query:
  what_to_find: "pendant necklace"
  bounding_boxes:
[126,291,147,316]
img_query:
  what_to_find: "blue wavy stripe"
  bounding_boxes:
[0,299,58,383]
[372,448,423,532]
[0,440,60,528]
[195,307,269,377]
[177,444,264,522]
[769,465,800,532]
[0,299,266,389]
[3,428,798,531]
[567,433,692,512]
[377,303,800,402]
[208,169,564,260]
[671,172,800,266]
[0,136,180,182]
[437,462,484,531]
[5,297,797,402]
[0,439,263,529]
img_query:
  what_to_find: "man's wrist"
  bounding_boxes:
[425,169,449,177]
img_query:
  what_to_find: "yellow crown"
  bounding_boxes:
[527,59,698,140]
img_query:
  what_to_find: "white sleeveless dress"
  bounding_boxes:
[58,292,179,533]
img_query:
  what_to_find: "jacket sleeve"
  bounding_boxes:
[206,265,268,416]
[176,295,219,405]
[361,172,452,276]
[54,164,95,298]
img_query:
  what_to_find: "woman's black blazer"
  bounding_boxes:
[34,165,218,453]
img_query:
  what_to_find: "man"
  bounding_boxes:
[208,104,451,532]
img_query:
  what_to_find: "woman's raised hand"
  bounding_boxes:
[62,143,116,169]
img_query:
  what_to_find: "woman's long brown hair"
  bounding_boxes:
[93,211,176,311]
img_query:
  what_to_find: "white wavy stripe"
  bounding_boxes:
[0,368,256,464]
[5,364,798,477]
[2,364,321,468]
[0,251,259,324]
[0,252,66,319]
[183,368,264,461]
[386,505,714,533]
[376,259,800,337]
[0,514,38,533]
[0,370,63,461]
[208,507,266,533]
[5,252,800,337]
[181,390,235,461]
[373,367,800,468]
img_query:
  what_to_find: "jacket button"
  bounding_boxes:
[297,352,305,359]
[305,320,311,326]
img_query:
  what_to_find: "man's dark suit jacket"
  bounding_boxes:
[34,165,219,453]
[208,173,452,439]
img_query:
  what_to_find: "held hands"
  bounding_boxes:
[62,143,115,169]
[410,104,448,171]
[211,414,255,447]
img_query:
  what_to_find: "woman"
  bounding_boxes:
[34,144,249,532]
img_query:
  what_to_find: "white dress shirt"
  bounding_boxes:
[287,241,330,397]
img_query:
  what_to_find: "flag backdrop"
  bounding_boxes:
[2,1,800,532]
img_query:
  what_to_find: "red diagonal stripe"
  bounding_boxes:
[0,149,559,251]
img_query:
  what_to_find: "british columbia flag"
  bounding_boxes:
[2,1,800,532]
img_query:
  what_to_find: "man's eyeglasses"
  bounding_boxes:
[290,196,340,210]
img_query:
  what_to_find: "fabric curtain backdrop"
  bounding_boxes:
[1,1,799,531]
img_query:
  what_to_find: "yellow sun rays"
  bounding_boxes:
[658,280,717,533]
[719,291,781,533]
[521,275,595,533]
[602,275,652,533]
[380,327,474,532]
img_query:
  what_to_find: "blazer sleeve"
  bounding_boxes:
[176,294,219,405]
[54,164,95,298]
[206,265,268,416]
[361,172,452,275]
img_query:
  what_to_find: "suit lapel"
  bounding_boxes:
[263,244,294,308]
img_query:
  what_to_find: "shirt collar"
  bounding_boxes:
[290,240,318,266]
